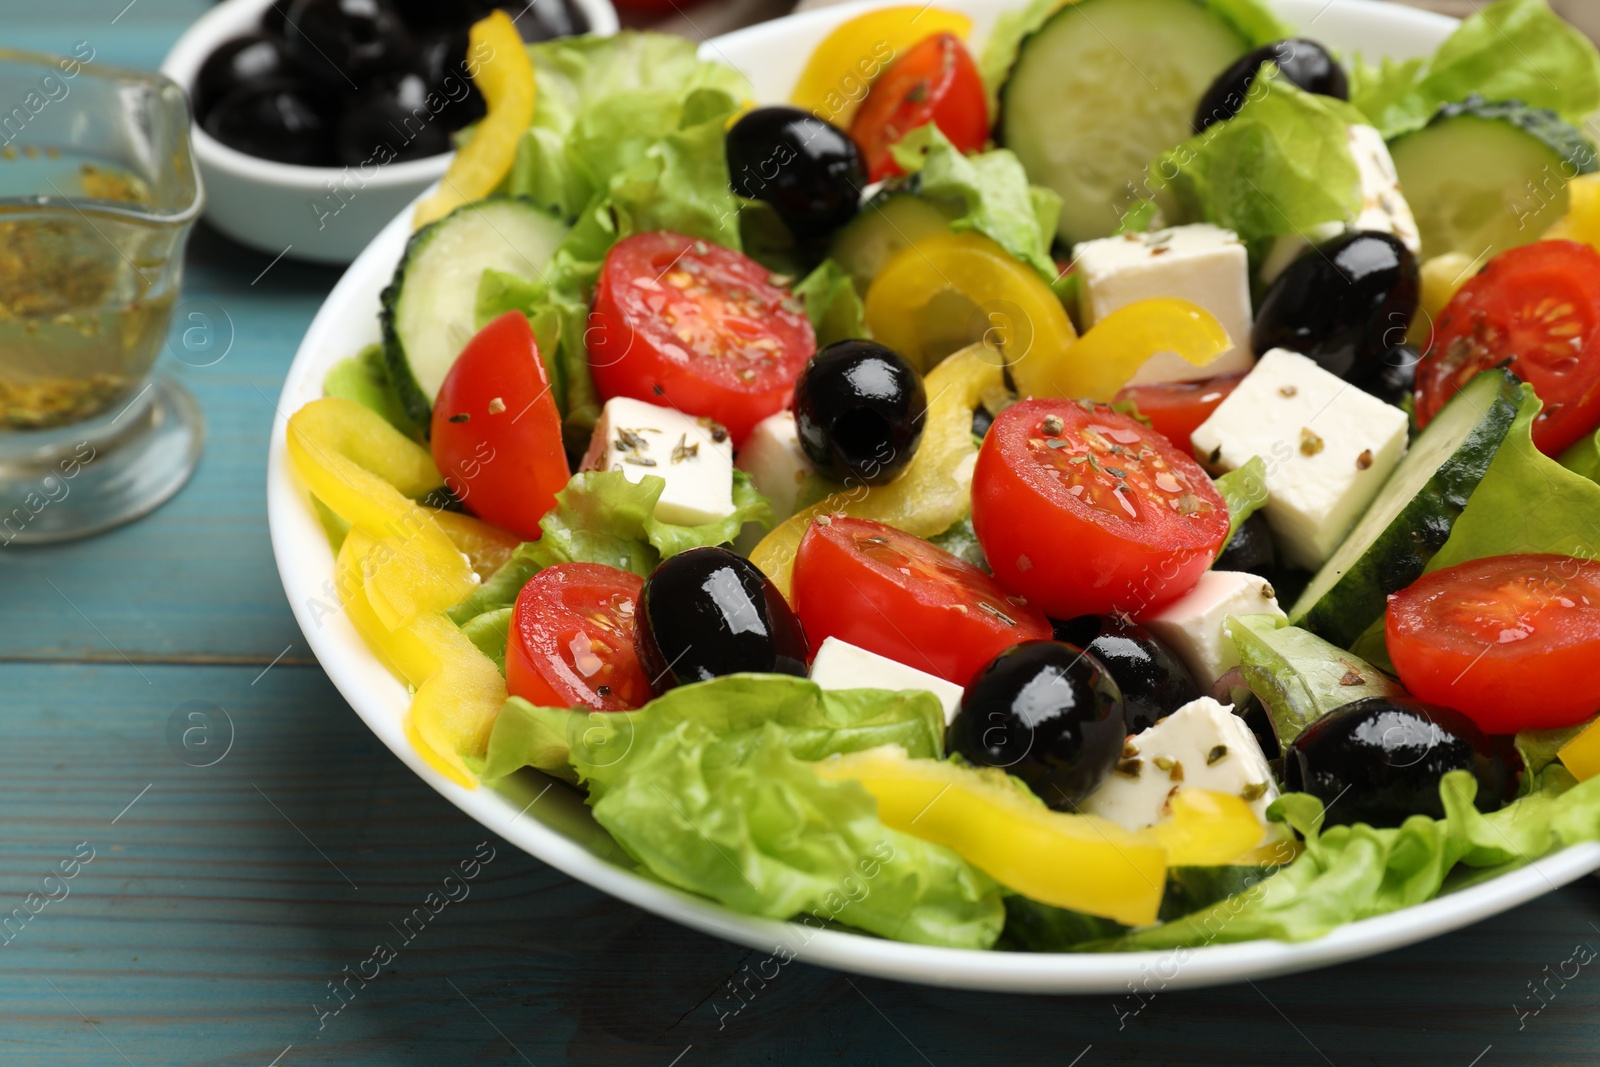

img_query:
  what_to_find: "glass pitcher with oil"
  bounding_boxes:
[0,47,203,545]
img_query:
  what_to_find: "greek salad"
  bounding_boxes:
[287,0,1600,952]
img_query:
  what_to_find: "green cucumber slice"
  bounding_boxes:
[997,0,1250,246]
[1389,95,1598,262]
[380,197,569,425]
[827,191,954,294]
[1289,367,1522,649]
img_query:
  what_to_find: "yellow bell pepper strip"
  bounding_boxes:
[864,231,1077,375]
[812,745,1167,925]
[1408,251,1477,349]
[749,343,1004,600]
[789,6,973,129]
[339,528,507,788]
[413,10,535,228]
[1559,719,1600,782]
[1153,789,1268,868]
[287,397,476,628]
[1010,298,1230,402]
[1543,173,1600,251]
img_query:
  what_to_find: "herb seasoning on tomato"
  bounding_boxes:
[506,563,654,712]
[848,32,988,182]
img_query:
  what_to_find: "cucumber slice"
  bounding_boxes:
[1289,368,1522,649]
[380,197,569,424]
[828,192,954,294]
[1389,96,1598,262]
[997,0,1250,246]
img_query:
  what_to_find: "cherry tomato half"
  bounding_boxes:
[507,563,653,712]
[1386,553,1600,733]
[792,515,1051,685]
[972,399,1230,619]
[1417,240,1600,456]
[588,231,816,444]
[431,311,570,541]
[1114,372,1246,456]
[849,32,988,182]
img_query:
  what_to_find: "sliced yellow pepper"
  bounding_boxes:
[1010,298,1230,402]
[413,10,536,228]
[749,343,1003,599]
[1543,173,1600,251]
[1408,251,1477,349]
[864,231,1077,375]
[789,5,973,129]
[1559,720,1600,782]
[1154,790,1268,868]
[287,398,476,628]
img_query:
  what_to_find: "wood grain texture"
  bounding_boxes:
[2,2,1600,1064]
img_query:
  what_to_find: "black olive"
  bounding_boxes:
[949,641,1126,810]
[1050,615,1200,733]
[1214,512,1278,582]
[283,0,412,91]
[1283,697,1522,828]
[1193,38,1348,133]
[971,406,995,440]
[195,33,297,117]
[336,70,452,165]
[635,547,809,691]
[794,340,927,486]
[388,0,483,31]
[414,29,485,131]
[497,0,588,41]
[203,79,335,165]
[1253,231,1421,383]
[262,0,292,36]
[726,106,865,241]
[1349,343,1420,407]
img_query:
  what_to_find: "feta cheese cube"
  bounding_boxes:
[1073,223,1255,385]
[1079,697,1280,839]
[1190,348,1409,570]
[1141,570,1284,688]
[581,397,735,527]
[808,636,966,724]
[736,410,812,523]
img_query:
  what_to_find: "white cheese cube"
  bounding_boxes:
[1258,125,1422,285]
[808,636,965,725]
[1073,223,1255,385]
[735,411,812,523]
[1190,349,1409,570]
[581,397,735,527]
[1079,697,1280,840]
[1141,570,1284,688]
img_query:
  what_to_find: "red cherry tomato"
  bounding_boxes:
[1114,373,1246,455]
[506,563,653,712]
[792,516,1051,685]
[1417,240,1600,456]
[430,311,570,541]
[1386,553,1600,733]
[849,33,988,182]
[972,399,1230,619]
[588,231,816,444]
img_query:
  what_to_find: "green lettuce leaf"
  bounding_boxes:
[460,606,512,675]
[448,468,772,625]
[1099,767,1600,949]
[1350,0,1600,140]
[888,124,1061,279]
[322,343,422,439]
[1228,614,1406,748]
[1136,66,1365,247]
[1516,721,1593,784]
[1214,455,1268,545]
[482,676,1004,948]
[793,258,867,347]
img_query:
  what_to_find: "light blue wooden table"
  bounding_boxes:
[4,4,1600,1065]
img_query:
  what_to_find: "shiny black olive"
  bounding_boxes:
[635,547,809,691]
[1283,697,1522,828]
[497,0,588,41]
[389,0,482,31]
[1193,38,1348,133]
[414,29,486,131]
[1214,512,1278,582]
[284,0,412,90]
[203,79,335,165]
[1350,343,1421,407]
[196,33,297,116]
[949,641,1126,810]
[794,340,927,486]
[262,0,292,36]
[1050,615,1200,733]
[337,70,452,164]
[726,106,865,241]
[1253,231,1421,382]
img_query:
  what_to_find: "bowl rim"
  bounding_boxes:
[158,0,621,189]
[266,0,1600,994]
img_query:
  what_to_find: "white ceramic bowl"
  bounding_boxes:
[268,0,1600,992]
[160,0,619,264]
